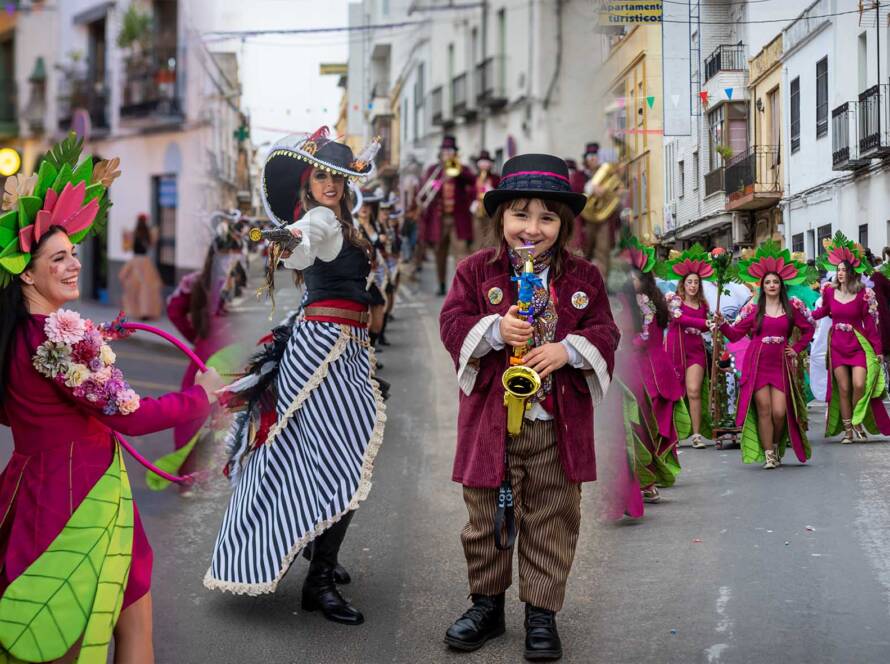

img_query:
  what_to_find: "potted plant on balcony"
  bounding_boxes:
[715,144,734,162]
[117,4,154,108]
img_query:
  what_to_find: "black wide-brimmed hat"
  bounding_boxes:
[564,158,578,170]
[477,149,493,162]
[262,127,380,224]
[583,142,599,158]
[483,154,587,217]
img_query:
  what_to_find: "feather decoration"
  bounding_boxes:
[350,136,382,173]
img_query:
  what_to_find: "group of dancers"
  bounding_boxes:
[607,233,890,518]
[3,127,888,663]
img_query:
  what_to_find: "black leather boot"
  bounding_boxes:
[301,545,351,584]
[524,604,562,661]
[443,593,506,652]
[301,566,364,625]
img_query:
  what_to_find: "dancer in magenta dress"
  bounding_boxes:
[659,245,714,448]
[0,136,223,663]
[811,233,890,443]
[613,237,687,504]
[713,243,814,468]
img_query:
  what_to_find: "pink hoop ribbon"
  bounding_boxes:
[102,315,212,485]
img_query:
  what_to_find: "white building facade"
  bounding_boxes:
[347,0,604,173]
[783,0,890,259]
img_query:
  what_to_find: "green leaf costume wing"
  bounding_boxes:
[0,447,133,663]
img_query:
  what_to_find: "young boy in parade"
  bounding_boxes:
[712,243,815,469]
[439,154,619,661]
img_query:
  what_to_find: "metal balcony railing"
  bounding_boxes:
[120,49,181,119]
[832,101,869,170]
[858,83,890,155]
[703,43,746,83]
[452,73,468,115]
[476,55,507,108]
[431,86,444,125]
[724,146,781,195]
[704,167,724,197]
[57,75,109,131]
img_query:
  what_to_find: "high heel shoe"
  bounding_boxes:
[763,450,779,469]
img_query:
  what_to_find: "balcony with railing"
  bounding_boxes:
[0,79,17,137]
[832,101,869,170]
[475,55,507,109]
[724,146,783,211]
[452,72,475,118]
[120,47,182,124]
[858,83,890,157]
[431,86,444,126]
[704,44,745,83]
[57,75,109,134]
[704,166,724,197]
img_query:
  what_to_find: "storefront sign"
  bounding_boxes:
[599,1,662,24]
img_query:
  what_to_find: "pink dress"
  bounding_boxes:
[720,301,815,463]
[0,315,210,608]
[664,293,709,373]
[812,286,880,367]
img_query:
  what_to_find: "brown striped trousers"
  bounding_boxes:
[461,420,582,612]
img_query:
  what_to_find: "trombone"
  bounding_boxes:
[416,156,462,213]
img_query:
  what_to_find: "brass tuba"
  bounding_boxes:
[581,162,622,224]
[444,156,461,178]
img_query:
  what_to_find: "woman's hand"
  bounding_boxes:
[784,345,798,362]
[499,305,533,347]
[522,342,569,380]
[711,312,725,328]
[195,367,225,404]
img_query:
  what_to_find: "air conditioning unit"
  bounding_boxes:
[731,213,752,245]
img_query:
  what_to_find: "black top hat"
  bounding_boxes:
[564,158,578,170]
[583,142,600,158]
[440,135,458,151]
[262,127,380,224]
[477,150,493,162]
[483,154,587,217]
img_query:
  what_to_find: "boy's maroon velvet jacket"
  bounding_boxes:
[440,248,620,488]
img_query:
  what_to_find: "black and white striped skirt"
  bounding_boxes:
[204,320,386,595]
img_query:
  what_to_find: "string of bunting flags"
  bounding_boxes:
[612,87,737,109]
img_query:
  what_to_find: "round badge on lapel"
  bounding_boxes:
[571,291,589,310]
[488,287,504,305]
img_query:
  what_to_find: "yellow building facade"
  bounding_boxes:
[599,25,664,243]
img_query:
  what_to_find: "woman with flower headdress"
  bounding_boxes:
[809,232,890,443]
[658,245,714,449]
[711,242,815,469]
[613,236,687,503]
[0,135,223,663]
[205,128,386,627]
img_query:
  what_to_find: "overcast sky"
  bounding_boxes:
[197,0,350,154]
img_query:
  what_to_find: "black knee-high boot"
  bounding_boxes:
[378,314,391,346]
[301,512,363,625]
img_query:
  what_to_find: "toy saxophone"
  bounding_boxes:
[502,246,543,437]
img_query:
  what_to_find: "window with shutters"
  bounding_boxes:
[790,77,800,153]
[816,57,828,138]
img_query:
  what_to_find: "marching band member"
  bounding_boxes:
[419,135,476,296]
[470,150,500,251]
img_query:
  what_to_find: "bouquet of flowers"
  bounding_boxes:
[32,309,140,415]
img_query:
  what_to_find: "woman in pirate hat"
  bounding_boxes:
[712,242,815,469]
[810,232,890,443]
[205,128,386,627]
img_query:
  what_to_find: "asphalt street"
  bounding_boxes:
[3,265,890,663]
